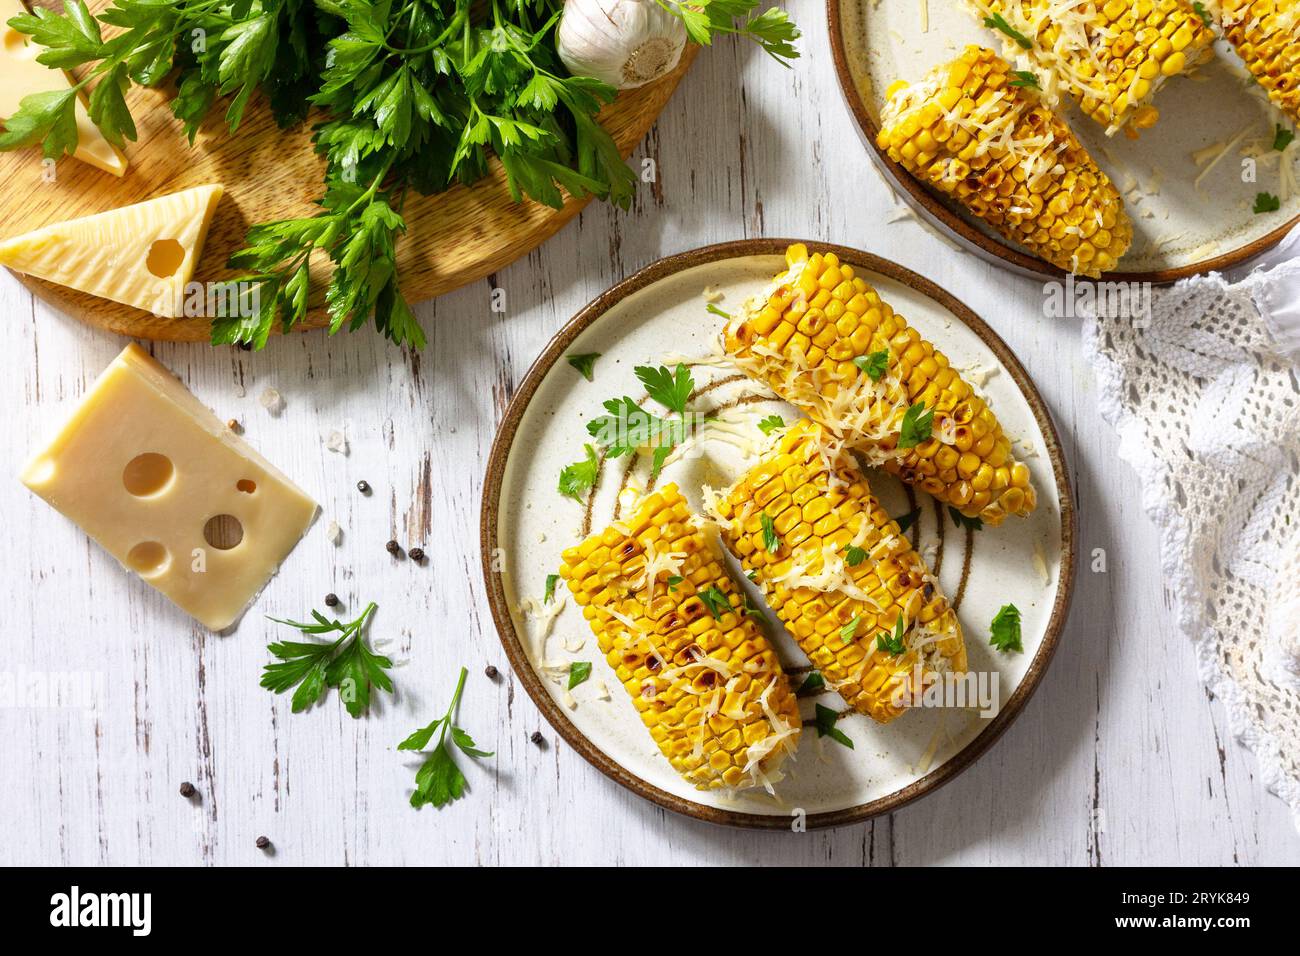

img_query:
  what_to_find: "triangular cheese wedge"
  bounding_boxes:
[0,183,224,317]
[1,0,128,177]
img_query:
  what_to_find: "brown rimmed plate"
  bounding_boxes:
[480,239,1076,829]
[827,0,1300,283]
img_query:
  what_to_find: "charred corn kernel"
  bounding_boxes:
[972,0,1215,136]
[877,47,1132,277]
[559,483,801,791]
[713,421,967,724]
[1221,0,1300,128]
[722,243,1038,525]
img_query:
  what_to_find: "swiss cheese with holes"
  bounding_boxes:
[20,344,317,630]
[0,184,223,317]
[0,0,127,177]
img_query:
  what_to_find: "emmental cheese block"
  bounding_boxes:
[20,344,318,630]
[1,0,127,177]
[0,183,223,317]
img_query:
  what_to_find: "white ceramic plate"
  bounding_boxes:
[830,0,1300,280]
[481,240,1076,828]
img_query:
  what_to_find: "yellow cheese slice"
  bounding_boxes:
[1,0,127,177]
[0,183,223,317]
[21,344,318,630]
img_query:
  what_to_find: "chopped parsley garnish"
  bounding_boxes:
[706,303,732,319]
[567,661,592,689]
[558,444,599,502]
[876,617,906,656]
[894,507,922,535]
[760,512,781,552]
[666,575,683,592]
[845,544,867,567]
[897,402,934,449]
[757,414,786,435]
[261,602,393,717]
[1192,1,1213,26]
[1009,70,1039,89]
[544,574,560,604]
[853,350,889,381]
[797,671,825,694]
[1273,125,1295,152]
[1255,191,1282,214]
[840,615,860,643]
[746,570,759,582]
[566,353,601,381]
[814,704,854,749]
[398,667,493,809]
[949,506,984,532]
[984,12,1033,49]
[989,603,1023,653]
[699,586,733,621]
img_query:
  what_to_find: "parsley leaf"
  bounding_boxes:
[558,444,599,502]
[757,414,785,435]
[760,512,781,552]
[984,12,1033,49]
[840,615,860,643]
[586,397,699,459]
[853,350,889,381]
[897,402,935,449]
[845,544,867,566]
[949,506,984,532]
[1009,70,1039,89]
[261,602,393,717]
[894,507,922,535]
[1193,1,1213,26]
[814,704,854,749]
[635,363,694,416]
[699,585,733,621]
[398,667,493,809]
[876,617,906,656]
[568,661,592,689]
[1255,191,1282,214]
[544,573,560,603]
[666,575,683,591]
[567,352,601,381]
[989,603,1023,653]
[706,302,732,319]
[1273,125,1295,152]
[797,671,825,694]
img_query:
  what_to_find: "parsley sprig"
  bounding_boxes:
[398,666,493,809]
[261,601,394,717]
[983,12,1033,49]
[2,0,800,350]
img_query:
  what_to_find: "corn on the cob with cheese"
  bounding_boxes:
[877,47,1132,277]
[559,484,802,791]
[711,420,967,724]
[722,243,1037,526]
[1221,0,1300,127]
[971,0,1216,136]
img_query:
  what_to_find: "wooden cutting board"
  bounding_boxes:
[0,12,696,342]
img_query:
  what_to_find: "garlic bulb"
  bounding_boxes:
[557,0,688,90]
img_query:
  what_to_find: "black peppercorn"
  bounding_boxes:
[356,480,371,494]
[484,665,498,679]
[255,836,270,849]
[385,539,400,555]
[409,547,425,562]
[530,731,544,745]
[325,593,339,607]
[179,781,195,798]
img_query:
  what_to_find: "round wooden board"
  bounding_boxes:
[826,0,1300,283]
[0,13,696,341]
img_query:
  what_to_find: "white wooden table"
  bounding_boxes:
[2,4,1297,865]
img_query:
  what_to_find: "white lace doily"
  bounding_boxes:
[1082,245,1300,833]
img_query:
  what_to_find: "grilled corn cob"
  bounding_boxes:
[722,243,1037,526]
[1221,0,1300,127]
[711,420,967,724]
[559,483,801,791]
[972,0,1216,136]
[877,46,1133,277]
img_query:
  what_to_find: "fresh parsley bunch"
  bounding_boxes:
[0,0,800,350]
[398,666,493,808]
